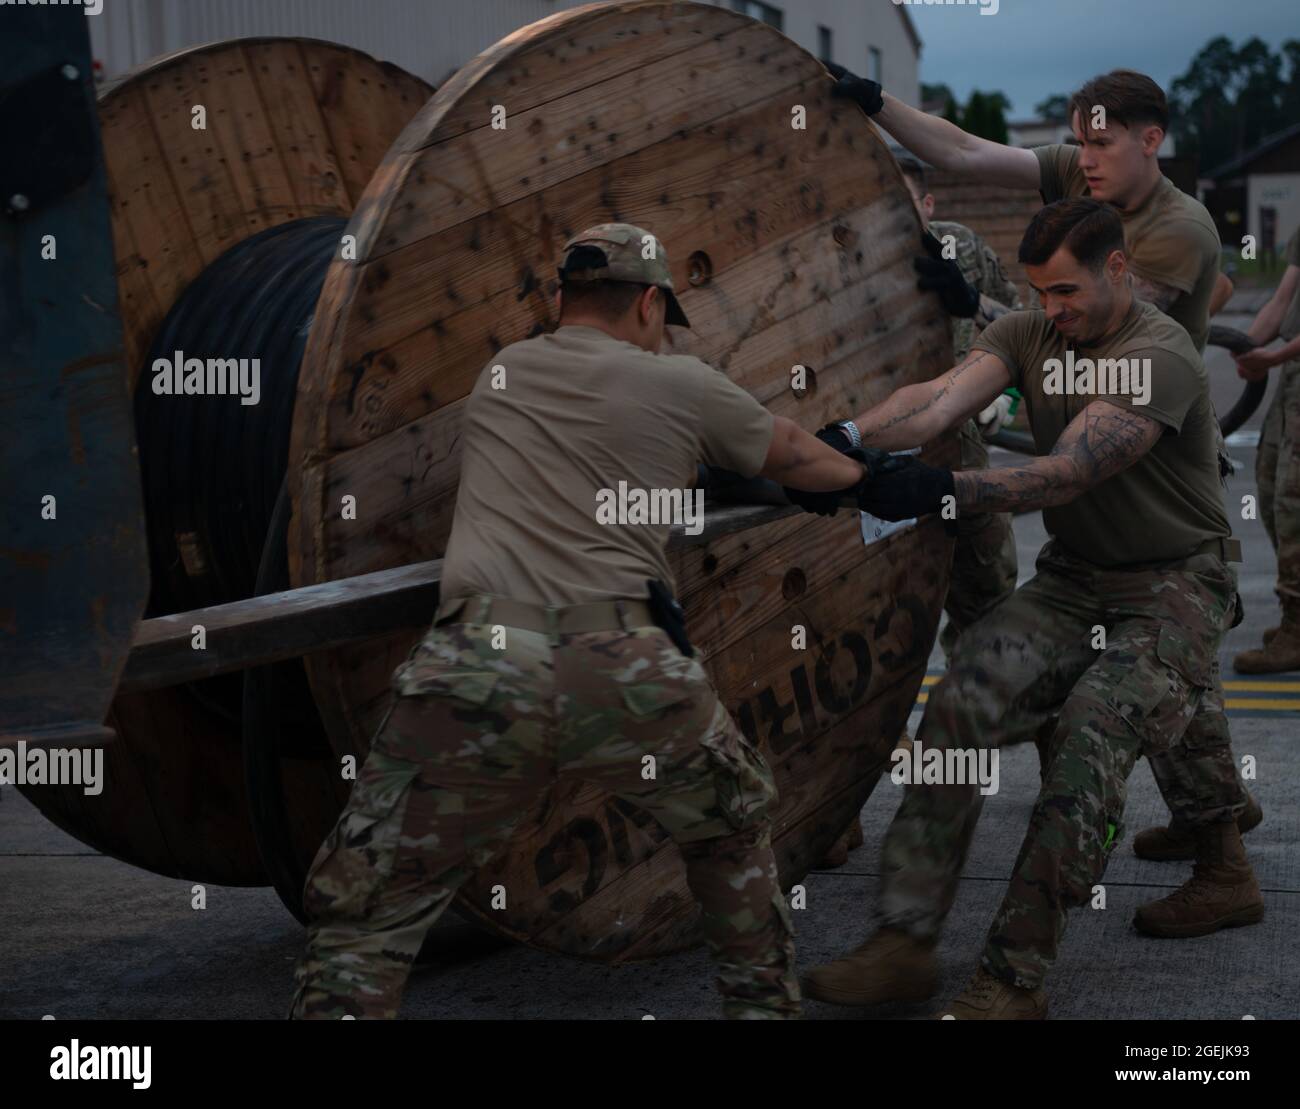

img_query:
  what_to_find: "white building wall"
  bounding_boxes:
[89,0,919,104]
[1248,173,1300,248]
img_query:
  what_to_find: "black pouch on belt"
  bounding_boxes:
[646,578,695,657]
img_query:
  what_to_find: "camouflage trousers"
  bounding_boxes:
[289,617,799,1020]
[939,420,1019,661]
[1257,360,1300,611]
[879,537,1245,990]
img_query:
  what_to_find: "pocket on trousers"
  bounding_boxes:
[1103,626,1209,755]
[699,726,778,832]
[304,752,421,919]
[393,662,501,706]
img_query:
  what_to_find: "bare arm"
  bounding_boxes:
[848,349,1012,451]
[1244,264,1299,346]
[952,400,1163,514]
[1209,271,1234,316]
[874,92,1040,189]
[758,416,866,489]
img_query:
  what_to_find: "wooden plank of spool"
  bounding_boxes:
[20,40,433,887]
[292,1,955,958]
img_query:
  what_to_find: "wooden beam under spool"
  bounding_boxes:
[119,501,800,693]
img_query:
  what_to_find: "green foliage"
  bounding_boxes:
[960,90,1010,144]
[1170,36,1300,172]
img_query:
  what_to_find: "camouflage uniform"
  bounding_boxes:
[879,538,1244,989]
[929,220,1022,661]
[1256,360,1300,616]
[289,602,800,1020]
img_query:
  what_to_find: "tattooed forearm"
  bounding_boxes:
[953,402,1162,513]
[854,351,997,449]
[1129,274,1179,313]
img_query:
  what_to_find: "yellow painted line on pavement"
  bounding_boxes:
[1224,680,1300,692]
[1225,698,1300,711]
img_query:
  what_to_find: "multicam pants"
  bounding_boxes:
[939,420,1019,661]
[879,538,1245,990]
[289,618,799,1020]
[1257,361,1300,611]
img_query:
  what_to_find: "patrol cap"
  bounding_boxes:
[558,222,691,328]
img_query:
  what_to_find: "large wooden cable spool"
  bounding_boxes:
[289,0,956,958]
[17,39,432,884]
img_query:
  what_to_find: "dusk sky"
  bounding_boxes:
[906,0,1299,119]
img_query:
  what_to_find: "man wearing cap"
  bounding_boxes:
[289,223,873,1020]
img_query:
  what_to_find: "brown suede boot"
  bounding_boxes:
[802,927,937,1006]
[936,967,1047,1020]
[1234,612,1300,673]
[1133,791,1263,861]
[1133,822,1265,938]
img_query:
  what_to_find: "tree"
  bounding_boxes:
[1169,35,1299,171]
[1034,94,1069,121]
[961,90,1010,144]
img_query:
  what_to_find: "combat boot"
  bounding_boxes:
[1133,822,1265,938]
[802,927,937,1006]
[936,967,1047,1020]
[1234,609,1300,673]
[1133,792,1263,861]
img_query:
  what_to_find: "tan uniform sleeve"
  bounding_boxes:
[1033,144,1085,202]
[1130,220,1220,295]
[688,362,775,478]
[970,311,1035,391]
[1111,347,1200,433]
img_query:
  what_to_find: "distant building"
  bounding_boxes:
[89,0,922,106]
[1203,123,1300,256]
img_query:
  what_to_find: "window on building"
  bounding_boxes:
[868,46,882,83]
[731,0,784,31]
[818,25,833,64]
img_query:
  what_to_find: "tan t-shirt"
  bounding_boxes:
[1035,144,1222,352]
[439,325,775,606]
[971,300,1230,567]
[1279,228,1300,342]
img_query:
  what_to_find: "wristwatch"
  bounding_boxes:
[831,419,863,449]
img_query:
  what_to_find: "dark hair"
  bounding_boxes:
[895,153,927,193]
[1067,69,1168,136]
[559,277,648,320]
[1018,197,1125,272]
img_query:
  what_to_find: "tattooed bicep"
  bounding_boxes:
[1050,400,1163,485]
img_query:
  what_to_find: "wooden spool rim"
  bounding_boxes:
[15,39,436,888]
[288,0,955,959]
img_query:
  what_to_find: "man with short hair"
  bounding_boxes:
[289,223,871,1020]
[799,199,1262,1019]
[825,62,1259,868]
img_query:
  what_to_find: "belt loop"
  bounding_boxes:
[615,598,628,632]
[474,595,492,624]
[545,605,561,646]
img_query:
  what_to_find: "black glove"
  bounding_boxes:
[856,455,956,522]
[824,61,884,116]
[916,231,980,318]
[784,445,883,518]
[815,423,854,452]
